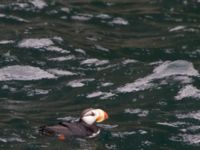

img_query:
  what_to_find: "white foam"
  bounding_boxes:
[100,92,115,99]
[124,108,149,117]
[12,3,29,10]
[173,76,193,84]
[101,82,113,87]
[60,16,67,20]
[75,48,86,55]
[60,7,70,13]
[29,0,47,9]
[109,17,129,25]
[0,14,28,22]
[86,91,104,98]
[47,69,76,76]
[0,138,7,143]
[68,81,84,88]
[175,85,200,100]
[67,78,94,88]
[27,89,49,96]
[95,60,109,66]
[81,58,109,66]
[117,60,199,93]
[172,134,200,145]
[157,122,186,128]
[149,61,163,66]
[9,15,29,22]
[7,137,25,143]
[117,77,153,92]
[52,36,63,43]
[0,40,14,44]
[96,14,111,19]
[122,59,138,65]
[81,58,99,65]
[153,60,198,77]
[0,136,25,143]
[169,26,185,32]
[0,13,6,17]
[48,55,75,61]
[71,14,93,21]
[157,122,178,128]
[187,126,200,132]
[18,38,54,49]
[99,124,118,129]
[18,38,69,53]
[86,37,98,41]
[105,144,117,149]
[45,46,70,53]
[112,131,136,138]
[176,111,200,121]
[0,65,56,81]
[95,45,110,52]
[86,91,115,99]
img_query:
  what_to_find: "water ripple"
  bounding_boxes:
[0,0,200,149]
[0,13,28,23]
[81,58,109,66]
[0,65,56,81]
[109,17,129,26]
[47,69,76,76]
[124,108,149,117]
[117,60,199,93]
[175,85,200,100]
[29,0,47,10]
[18,38,54,49]
[71,14,93,21]
[67,78,95,88]
[18,38,69,53]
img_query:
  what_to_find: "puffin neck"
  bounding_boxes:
[79,119,99,132]
[79,118,94,127]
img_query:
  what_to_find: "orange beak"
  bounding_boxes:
[104,111,109,120]
[96,109,109,123]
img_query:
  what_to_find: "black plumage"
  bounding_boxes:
[39,108,108,140]
[39,120,99,139]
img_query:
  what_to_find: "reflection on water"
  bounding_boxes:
[117,60,199,93]
[0,0,200,149]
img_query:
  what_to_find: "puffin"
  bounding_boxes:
[39,108,108,140]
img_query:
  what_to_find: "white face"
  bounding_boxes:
[81,109,99,125]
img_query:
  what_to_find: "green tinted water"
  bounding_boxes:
[0,0,200,149]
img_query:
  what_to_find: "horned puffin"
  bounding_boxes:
[39,108,108,140]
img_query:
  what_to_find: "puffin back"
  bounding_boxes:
[39,121,99,139]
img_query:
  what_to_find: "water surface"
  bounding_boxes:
[0,0,200,149]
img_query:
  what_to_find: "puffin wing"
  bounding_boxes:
[39,123,72,137]
[39,122,89,138]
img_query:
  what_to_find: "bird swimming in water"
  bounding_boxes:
[39,108,109,140]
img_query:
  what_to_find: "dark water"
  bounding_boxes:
[0,0,200,149]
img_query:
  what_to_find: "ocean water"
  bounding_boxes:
[0,0,200,149]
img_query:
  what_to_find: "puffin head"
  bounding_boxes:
[80,108,109,125]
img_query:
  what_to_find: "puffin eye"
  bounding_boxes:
[91,112,95,116]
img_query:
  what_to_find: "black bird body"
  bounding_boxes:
[40,120,100,139]
[39,108,108,140]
